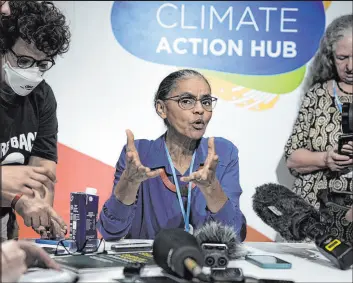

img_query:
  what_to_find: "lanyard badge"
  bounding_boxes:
[164,142,196,233]
[333,81,343,113]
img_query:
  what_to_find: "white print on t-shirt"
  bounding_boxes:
[1,152,25,165]
[0,132,37,163]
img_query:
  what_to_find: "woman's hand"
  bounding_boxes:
[340,141,353,157]
[181,138,227,213]
[325,144,353,171]
[114,130,163,205]
[181,137,219,194]
[122,129,162,184]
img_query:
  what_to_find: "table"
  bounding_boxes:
[28,240,353,283]
[232,242,352,283]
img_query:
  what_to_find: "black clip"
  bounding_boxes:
[123,262,145,278]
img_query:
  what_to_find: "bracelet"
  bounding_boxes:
[11,193,23,209]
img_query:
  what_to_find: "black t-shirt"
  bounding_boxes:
[0,80,58,165]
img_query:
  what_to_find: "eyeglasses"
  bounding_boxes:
[54,238,106,256]
[162,95,218,111]
[9,49,55,71]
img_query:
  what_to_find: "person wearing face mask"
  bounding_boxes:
[98,69,247,241]
[0,1,71,241]
[285,14,353,244]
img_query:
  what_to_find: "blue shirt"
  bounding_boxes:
[98,135,245,241]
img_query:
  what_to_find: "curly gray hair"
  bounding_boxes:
[303,14,352,93]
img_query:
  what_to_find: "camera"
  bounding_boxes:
[201,243,229,270]
[338,102,353,157]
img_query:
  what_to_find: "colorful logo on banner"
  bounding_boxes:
[111,1,331,111]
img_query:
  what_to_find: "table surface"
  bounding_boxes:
[31,240,353,283]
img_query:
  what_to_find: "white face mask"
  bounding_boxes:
[2,61,44,96]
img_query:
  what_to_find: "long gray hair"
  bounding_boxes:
[302,14,352,93]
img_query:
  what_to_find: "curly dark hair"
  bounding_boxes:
[0,1,70,57]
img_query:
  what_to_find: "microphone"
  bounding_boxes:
[153,226,295,283]
[252,183,353,270]
[194,221,247,270]
[152,228,209,281]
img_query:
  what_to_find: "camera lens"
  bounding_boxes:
[205,256,215,267]
[218,257,228,267]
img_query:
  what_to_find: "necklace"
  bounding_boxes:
[336,81,353,95]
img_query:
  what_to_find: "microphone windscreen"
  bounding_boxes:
[252,183,320,241]
[194,221,246,259]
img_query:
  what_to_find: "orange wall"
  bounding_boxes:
[17,143,272,242]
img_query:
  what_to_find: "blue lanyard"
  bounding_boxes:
[333,81,342,113]
[164,142,196,233]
